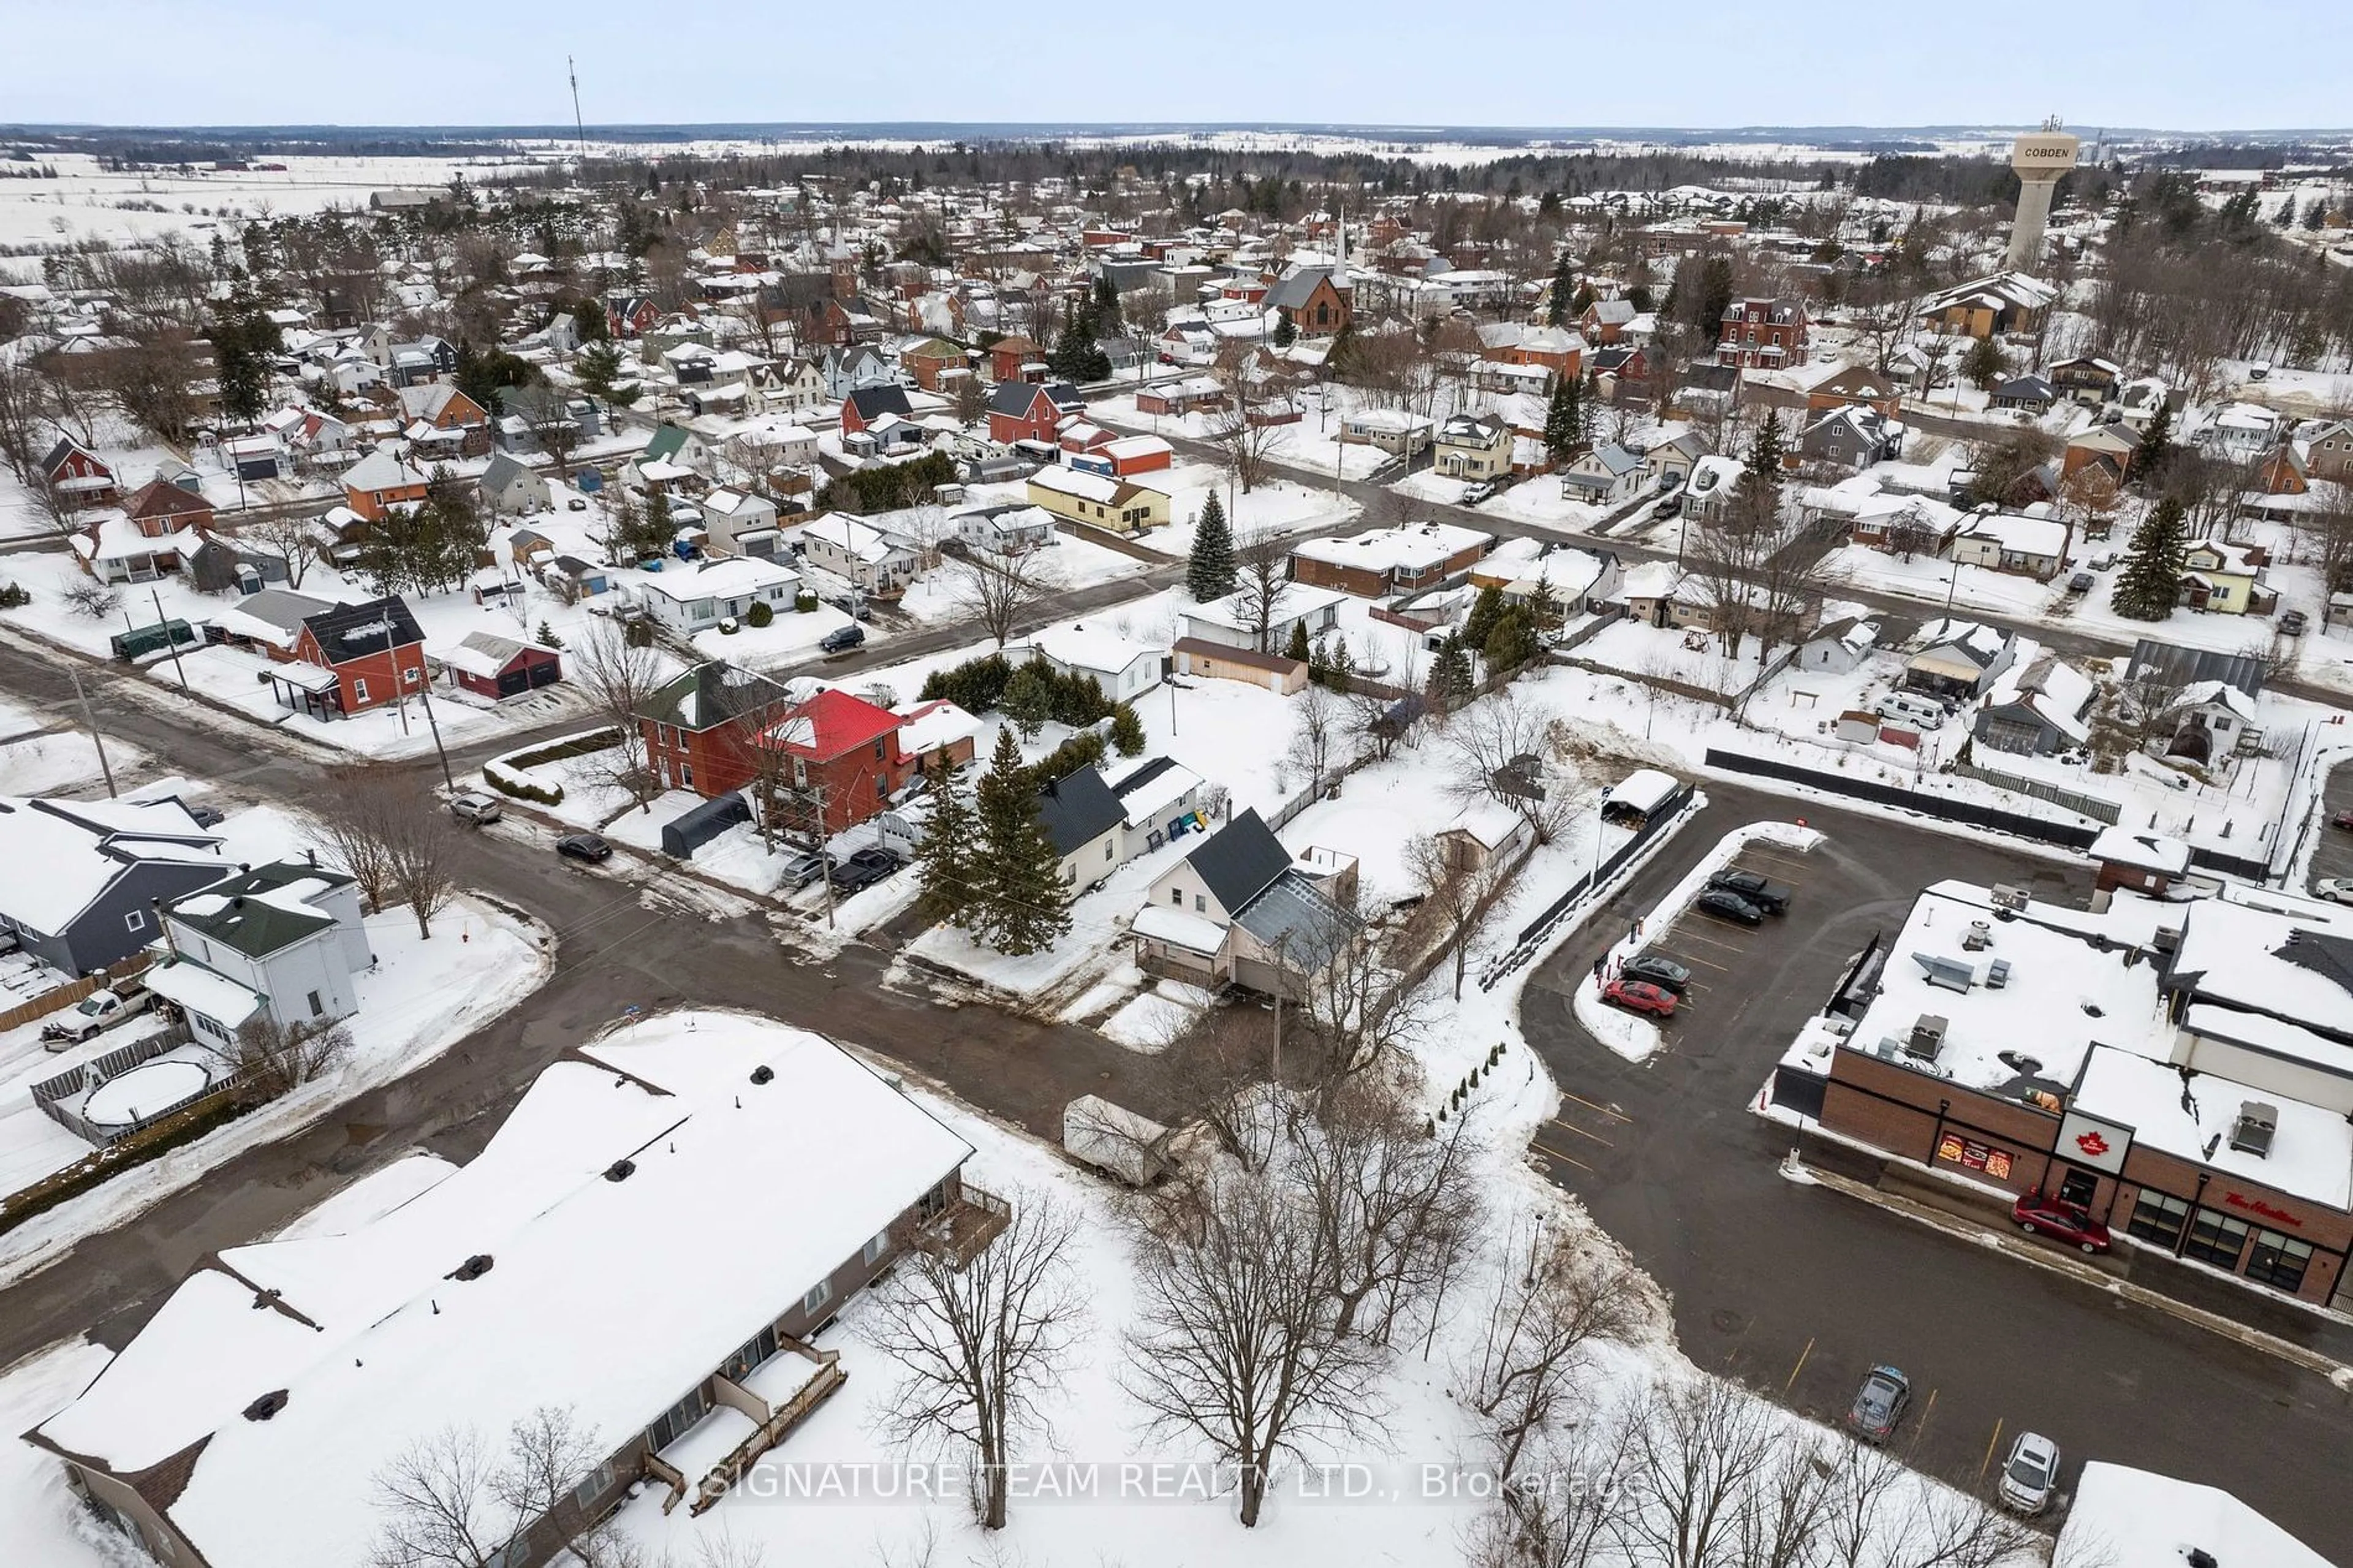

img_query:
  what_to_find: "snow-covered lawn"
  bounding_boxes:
[0,691,148,795]
[0,802,552,1287]
[896,533,1157,627]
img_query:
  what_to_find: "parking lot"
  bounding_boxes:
[2306,759,2353,896]
[1520,781,2353,1554]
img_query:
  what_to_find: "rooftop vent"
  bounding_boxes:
[1906,1014,1949,1062]
[447,1254,494,1282]
[243,1390,289,1422]
[2230,1100,2279,1158]
[1912,953,1975,994]
[2153,925,2183,955]
[749,1064,775,1085]
[1986,959,2012,990]
[1961,920,1993,952]
[604,1158,636,1183]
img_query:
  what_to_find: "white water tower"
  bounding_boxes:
[2005,118,2080,272]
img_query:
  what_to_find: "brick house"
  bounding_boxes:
[1263,265,1351,337]
[638,664,792,800]
[264,595,429,719]
[1289,521,1492,598]
[750,686,915,835]
[339,450,431,522]
[40,436,119,507]
[1716,298,1810,369]
[988,334,1045,383]
[1805,363,1903,419]
[1580,298,1638,344]
[605,294,662,337]
[898,337,967,391]
[123,476,216,539]
[987,381,1085,447]
[393,383,492,459]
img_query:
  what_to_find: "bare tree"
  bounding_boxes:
[1208,345,1285,495]
[1229,528,1292,653]
[1284,1078,1483,1346]
[948,548,1046,649]
[1290,925,1426,1085]
[536,415,584,481]
[61,576,119,619]
[1610,1378,1781,1568]
[384,793,461,939]
[197,1015,352,1099]
[1443,691,1575,844]
[312,767,406,911]
[243,510,321,590]
[1404,833,1518,1000]
[1464,1413,1637,1568]
[870,1194,1086,1530]
[1284,681,1343,798]
[1121,1159,1390,1528]
[0,349,45,485]
[370,1405,637,1568]
[2297,478,2353,596]
[572,621,668,811]
[1467,1226,1651,1490]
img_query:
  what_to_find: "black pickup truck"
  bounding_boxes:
[1706,868,1794,915]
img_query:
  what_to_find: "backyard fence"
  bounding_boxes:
[1476,782,1699,990]
[1952,758,2122,825]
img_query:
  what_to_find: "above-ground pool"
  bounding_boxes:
[83,1059,213,1129]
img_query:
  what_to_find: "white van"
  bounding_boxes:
[1874,691,1946,730]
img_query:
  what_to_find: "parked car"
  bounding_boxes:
[2014,1192,2112,1253]
[1601,979,1677,1018]
[2067,571,2094,594]
[2314,878,2353,904]
[2280,609,2308,635]
[779,849,830,890]
[827,846,901,893]
[2089,551,2118,570]
[1619,953,1691,994]
[41,987,151,1048]
[828,593,872,623]
[185,803,226,828]
[1693,888,1765,926]
[1651,494,1683,519]
[1460,480,1496,506]
[819,624,866,655]
[1846,1365,1912,1444]
[1997,1432,2061,1516]
[450,792,503,827]
[555,833,612,864]
[1706,869,1792,915]
[2332,811,2353,831]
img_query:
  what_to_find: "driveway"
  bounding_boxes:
[2306,759,2353,898]
[1519,781,2353,1556]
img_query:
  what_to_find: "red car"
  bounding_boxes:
[2013,1192,2112,1254]
[1601,979,1677,1018]
[2333,811,2353,830]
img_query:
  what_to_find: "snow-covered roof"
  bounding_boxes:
[1958,510,2068,559]
[893,699,985,758]
[0,796,223,934]
[34,1013,972,1568]
[1607,768,1681,814]
[636,555,798,604]
[1981,653,2093,743]
[1018,622,1166,678]
[1290,520,1490,575]
[1133,901,1230,955]
[142,955,267,1029]
[1106,756,1202,827]
[2059,1462,2330,1568]
[798,514,907,565]
[2088,826,2191,876]
[340,449,426,493]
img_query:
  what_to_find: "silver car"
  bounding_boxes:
[1997,1431,2059,1515]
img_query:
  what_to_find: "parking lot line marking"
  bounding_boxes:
[1558,1089,1631,1123]
[1784,1337,1813,1394]
[1979,1418,2003,1483]
[1548,1116,1613,1147]
[1673,929,1748,955]
[1910,1387,1940,1453]
[1665,952,1730,973]
[1531,1140,1594,1173]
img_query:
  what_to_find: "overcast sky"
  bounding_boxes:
[6,1,2349,132]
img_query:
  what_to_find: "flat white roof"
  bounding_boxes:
[1290,521,1490,575]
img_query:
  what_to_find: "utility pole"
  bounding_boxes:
[810,781,836,928]
[567,57,588,166]
[69,668,118,798]
[414,672,455,795]
[149,588,188,692]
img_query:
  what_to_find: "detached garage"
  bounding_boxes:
[441,631,563,700]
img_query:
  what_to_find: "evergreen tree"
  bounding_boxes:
[1542,376,1586,464]
[1325,638,1355,695]
[1742,408,1787,489]
[1485,609,1540,672]
[1961,333,2007,390]
[574,341,624,400]
[2303,200,2329,232]
[636,487,676,561]
[1001,659,1056,738]
[1186,491,1237,600]
[974,730,1070,955]
[2274,198,2297,229]
[1286,619,1312,662]
[1272,311,1297,348]
[211,290,282,424]
[1110,702,1146,757]
[1463,583,1507,650]
[1427,638,1475,714]
[915,760,982,928]
[1090,273,1123,337]
[2114,496,2188,619]
[2137,398,2173,485]
[1545,254,1577,327]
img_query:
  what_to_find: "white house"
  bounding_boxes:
[698,487,782,556]
[953,503,1058,555]
[146,861,373,1048]
[1015,623,1165,701]
[796,515,919,596]
[632,556,799,634]
[1180,581,1349,653]
[1796,616,1880,675]
[1559,442,1646,504]
[1106,756,1208,861]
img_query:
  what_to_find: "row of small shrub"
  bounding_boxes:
[484,765,564,806]
[484,727,626,807]
[0,1086,261,1238]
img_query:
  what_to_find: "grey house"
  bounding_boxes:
[146,860,373,1047]
[1036,766,1130,891]
[479,451,550,516]
[0,797,226,976]
[1799,406,1903,471]
[1134,808,1362,998]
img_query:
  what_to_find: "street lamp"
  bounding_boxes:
[1591,785,1613,889]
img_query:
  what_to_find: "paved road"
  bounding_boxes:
[0,637,1175,1371]
[1517,782,2353,1556]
